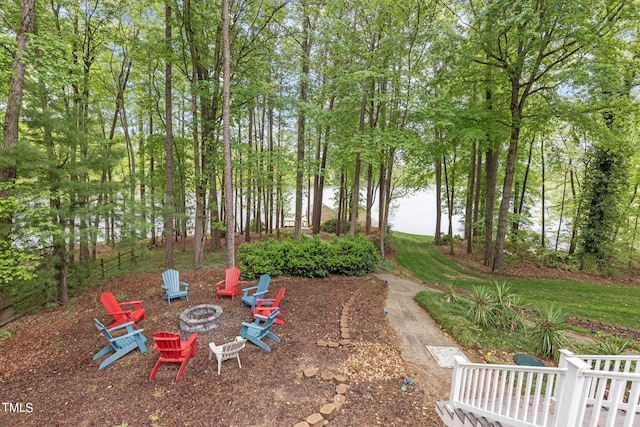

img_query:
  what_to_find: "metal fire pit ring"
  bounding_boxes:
[179,304,223,333]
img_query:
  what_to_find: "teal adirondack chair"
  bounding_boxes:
[239,309,281,352]
[93,318,147,370]
[161,269,189,305]
[240,274,271,309]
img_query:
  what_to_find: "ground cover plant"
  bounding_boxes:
[392,233,640,330]
[0,241,440,426]
[393,232,640,362]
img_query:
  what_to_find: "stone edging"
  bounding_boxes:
[294,293,359,426]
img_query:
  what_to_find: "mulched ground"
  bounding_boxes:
[0,266,444,426]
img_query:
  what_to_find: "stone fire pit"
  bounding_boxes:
[179,304,223,333]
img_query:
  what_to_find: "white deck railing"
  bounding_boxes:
[445,350,640,427]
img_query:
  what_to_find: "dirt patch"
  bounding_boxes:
[0,267,443,426]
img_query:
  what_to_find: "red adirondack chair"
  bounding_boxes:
[214,266,242,301]
[149,332,198,382]
[253,287,286,325]
[99,292,146,330]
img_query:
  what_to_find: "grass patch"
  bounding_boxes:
[392,232,640,330]
[415,290,530,352]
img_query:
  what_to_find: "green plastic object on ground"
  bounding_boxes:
[513,353,545,367]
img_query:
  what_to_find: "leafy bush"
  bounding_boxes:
[238,235,379,279]
[542,250,579,271]
[321,219,347,234]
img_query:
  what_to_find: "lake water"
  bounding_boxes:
[314,187,464,237]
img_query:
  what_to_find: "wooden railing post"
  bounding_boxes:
[449,355,467,404]
[553,356,591,427]
[558,349,574,369]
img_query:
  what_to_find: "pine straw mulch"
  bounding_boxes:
[0,267,443,427]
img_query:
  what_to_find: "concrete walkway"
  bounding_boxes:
[378,272,466,399]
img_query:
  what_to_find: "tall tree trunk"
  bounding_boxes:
[312,96,332,234]
[483,83,500,267]
[337,171,345,236]
[512,136,534,236]
[568,166,579,254]
[465,140,477,254]
[434,143,442,245]
[0,0,36,313]
[555,169,569,251]
[245,108,253,243]
[473,151,483,238]
[222,0,235,266]
[295,1,311,238]
[541,137,546,248]
[365,164,374,234]
[350,32,377,236]
[443,154,456,255]
[267,90,275,234]
[379,147,395,260]
[164,0,175,268]
[492,79,523,273]
[184,0,207,269]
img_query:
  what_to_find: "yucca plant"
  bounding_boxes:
[467,285,496,328]
[530,303,568,360]
[491,281,525,331]
[442,284,458,303]
[595,334,632,355]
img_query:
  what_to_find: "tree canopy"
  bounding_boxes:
[1,0,639,307]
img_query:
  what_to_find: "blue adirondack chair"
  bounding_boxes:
[161,269,189,305]
[93,318,147,370]
[239,309,281,352]
[240,274,271,309]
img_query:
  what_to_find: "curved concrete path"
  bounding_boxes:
[378,272,468,399]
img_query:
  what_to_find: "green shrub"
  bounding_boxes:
[542,250,579,271]
[321,219,347,234]
[238,235,379,279]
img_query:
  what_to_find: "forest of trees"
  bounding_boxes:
[1,0,639,308]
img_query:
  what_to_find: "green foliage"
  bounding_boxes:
[467,286,496,328]
[492,281,525,332]
[321,219,347,235]
[595,334,631,355]
[0,183,55,286]
[529,303,568,360]
[442,284,458,303]
[540,250,579,271]
[579,145,629,269]
[415,290,479,348]
[391,232,640,330]
[238,236,380,279]
[0,329,11,339]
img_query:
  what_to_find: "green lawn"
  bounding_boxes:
[390,232,640,330]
